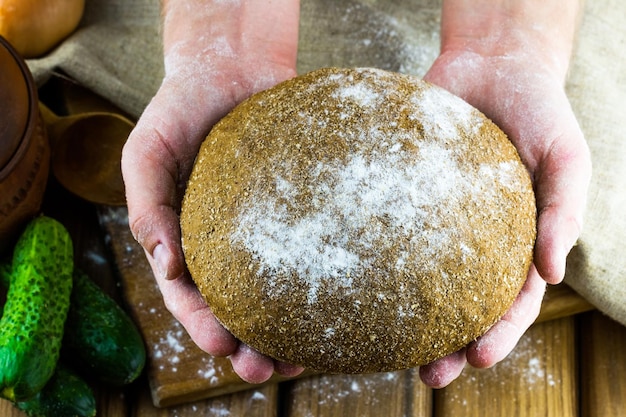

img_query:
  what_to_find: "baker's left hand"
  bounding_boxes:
[418,1,592,386]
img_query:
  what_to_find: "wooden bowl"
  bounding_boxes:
[0,35,50,254]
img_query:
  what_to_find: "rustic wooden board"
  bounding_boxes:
[284,368,432,417]
[434,316,578,417]
[98,206,295,408]
[579,311,626,417]
[133,383,281,417]
[99,205,595,408]
[0,189,606,417]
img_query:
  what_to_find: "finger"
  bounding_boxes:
[122,111,185,281]
[466,265,546,368]
[121,83,205,281]
[533,124,592,284]
[229,344,276,384]
[419,348,467,388]
[150,260,239,357]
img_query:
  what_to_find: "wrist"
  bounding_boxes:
[161,0,300,73]
[439,0,582,81]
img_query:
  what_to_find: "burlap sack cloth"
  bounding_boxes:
[28,0,626,326]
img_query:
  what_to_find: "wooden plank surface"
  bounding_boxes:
[0,175,622,417]
[8,311,625,417]
[537,280,595,323]
[580,311,626,417]
[133,383,280,417]
[98,206,298,407]
[98,205,595,408]
[283,368,432,417]
[433,316,578,417]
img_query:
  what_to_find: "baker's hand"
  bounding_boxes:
[418,0,592,387]
[121,0,303,384]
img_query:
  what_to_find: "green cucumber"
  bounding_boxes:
[62,268,146,386]
[0,216,74,401]
[15,363,96,417]
[1,262,146,387]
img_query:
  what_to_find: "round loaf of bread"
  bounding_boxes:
[180,67,536,373]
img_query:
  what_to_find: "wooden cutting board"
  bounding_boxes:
[98,207,302,407]
[98,206,594,408]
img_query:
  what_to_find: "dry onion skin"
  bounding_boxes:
[180,67,536,374]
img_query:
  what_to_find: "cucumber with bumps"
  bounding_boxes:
[1,263,146,387]
[0,216,73,401]
[15,363,96,417]
[62,268,146,386]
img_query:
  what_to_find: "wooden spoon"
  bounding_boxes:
[39,102,133,206]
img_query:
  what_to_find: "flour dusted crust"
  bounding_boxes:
[180,67,536,373]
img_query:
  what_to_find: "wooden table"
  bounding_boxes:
[2,311,625,417]
[1,176,625,417]
[1,83,625,416]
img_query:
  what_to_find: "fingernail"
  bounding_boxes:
[152,243,169,280]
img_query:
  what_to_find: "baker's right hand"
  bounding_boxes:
[121,0,303,384]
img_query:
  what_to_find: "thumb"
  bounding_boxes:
[532,121,591,284]
[121,85,200,281]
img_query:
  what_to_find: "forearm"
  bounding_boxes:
[439,0,583,80]
[161,0,300,73]
[151,0,300,142]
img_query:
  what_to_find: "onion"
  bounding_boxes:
[0,0,85,58]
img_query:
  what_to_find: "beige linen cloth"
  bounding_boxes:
[28,0,626,326]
